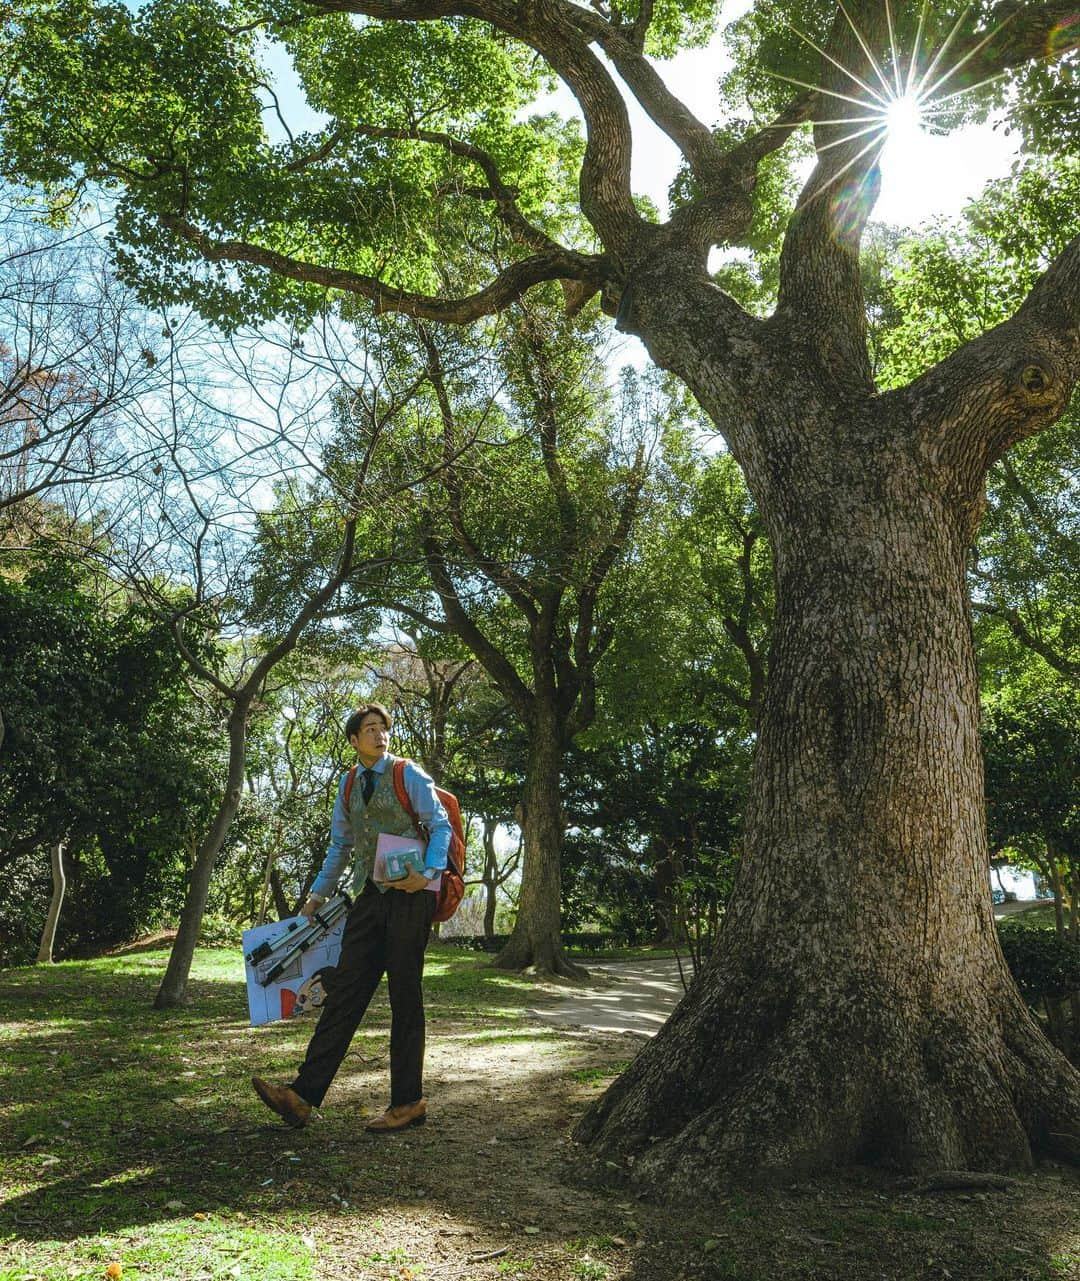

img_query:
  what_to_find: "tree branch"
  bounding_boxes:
[903,234,1080,485]
[971,599,1080,682]
[417,325,541,622]
[419,524,536,723]
[928,1,1080,98]
[342,123,562,254]
[158,214,606,324]
[309,0,643,254]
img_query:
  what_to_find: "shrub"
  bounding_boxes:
[998,924,1080,1004]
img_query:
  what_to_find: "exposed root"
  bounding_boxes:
[492,934,589,981]
[574,962,1080,1199]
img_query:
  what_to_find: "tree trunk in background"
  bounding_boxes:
[482,816,499,939]
[269,868,291,921]
[35,842,65,964]
[651,844,676,945]
[494,706,585,978]
[257,832,277,926]
[577,395,1080,1191]
[155,705,250,1008]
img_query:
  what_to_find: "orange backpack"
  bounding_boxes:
[344,757,466,923]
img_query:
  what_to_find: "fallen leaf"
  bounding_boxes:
[105,1262,123,1279]
[193,1212,207,1221]
[523,1226,541,1235]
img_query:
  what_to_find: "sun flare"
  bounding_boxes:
[884,91,925,145]
[765,0,1018,206]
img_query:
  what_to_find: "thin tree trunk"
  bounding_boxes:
[494,706,586,978]
[154,704,249,1008]
[652,844,676,945]
[35,842,65,964]
[257,832,276,926]
[1042,838,1070,938]
[577,430,1080,1190]
[482,816,499,939]
[269,868,291,921]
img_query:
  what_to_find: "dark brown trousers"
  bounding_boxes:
[290,881,436,1108]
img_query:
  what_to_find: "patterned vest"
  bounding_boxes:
[347,755,419,894]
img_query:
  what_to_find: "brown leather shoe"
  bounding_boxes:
[251,1076,312,1128]
[365,1098,427,1133]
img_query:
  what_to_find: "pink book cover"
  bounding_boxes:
[373,832,441,891]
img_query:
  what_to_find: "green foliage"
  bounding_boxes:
[982,660,1079,862]
[1,0,587,329]
[563,723,749,940]
[864,158,1080,697]
[875,156,1080,388]
[0,549,221,963]
[998,921,1080,1005]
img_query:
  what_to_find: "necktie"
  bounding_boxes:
[361,768,376,804]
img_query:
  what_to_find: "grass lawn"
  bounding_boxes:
[1,943,1079,1281]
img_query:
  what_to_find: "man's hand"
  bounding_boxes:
[299,898,323,918]
[388,869,430,893]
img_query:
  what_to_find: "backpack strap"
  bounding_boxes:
[343,763,360,811]
[392,757,424,833]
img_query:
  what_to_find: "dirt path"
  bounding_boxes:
[525,958,685,1037]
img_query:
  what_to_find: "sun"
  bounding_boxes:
[764,0,1019,207]
[885,92,924,139]
[883,90,925,157]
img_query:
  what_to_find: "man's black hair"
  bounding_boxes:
[345,703,393,740]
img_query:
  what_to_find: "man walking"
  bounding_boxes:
[252,703,451,1133]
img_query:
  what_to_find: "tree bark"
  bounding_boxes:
[576,397,1080,1191]
[269,868,291,921]
[154,704,249,1008]
[35,842,65,964]
[481,816,499,940]
[494,703,586,978]
[651,843,677,945]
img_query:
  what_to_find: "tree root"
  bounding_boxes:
[574,967,1080,1200]
[491,934,589,981]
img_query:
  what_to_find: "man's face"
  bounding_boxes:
[349,714,390,763]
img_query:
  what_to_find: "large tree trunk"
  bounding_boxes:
[154,705,249,1008]
[35,842,65,964]
[494,706,586,978]
[576,416,1080,1192]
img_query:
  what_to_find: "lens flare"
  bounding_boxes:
[885,92,924,141]
[764,0,1031,212]
[1047,16,1079,56]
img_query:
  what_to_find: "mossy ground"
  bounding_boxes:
[1,944,1078,1281]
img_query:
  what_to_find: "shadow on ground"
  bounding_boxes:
[2,949,1078,1281]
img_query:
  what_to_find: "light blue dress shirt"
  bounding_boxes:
[309,755,452,902]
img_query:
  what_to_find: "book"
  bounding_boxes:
[373,832,441,891]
